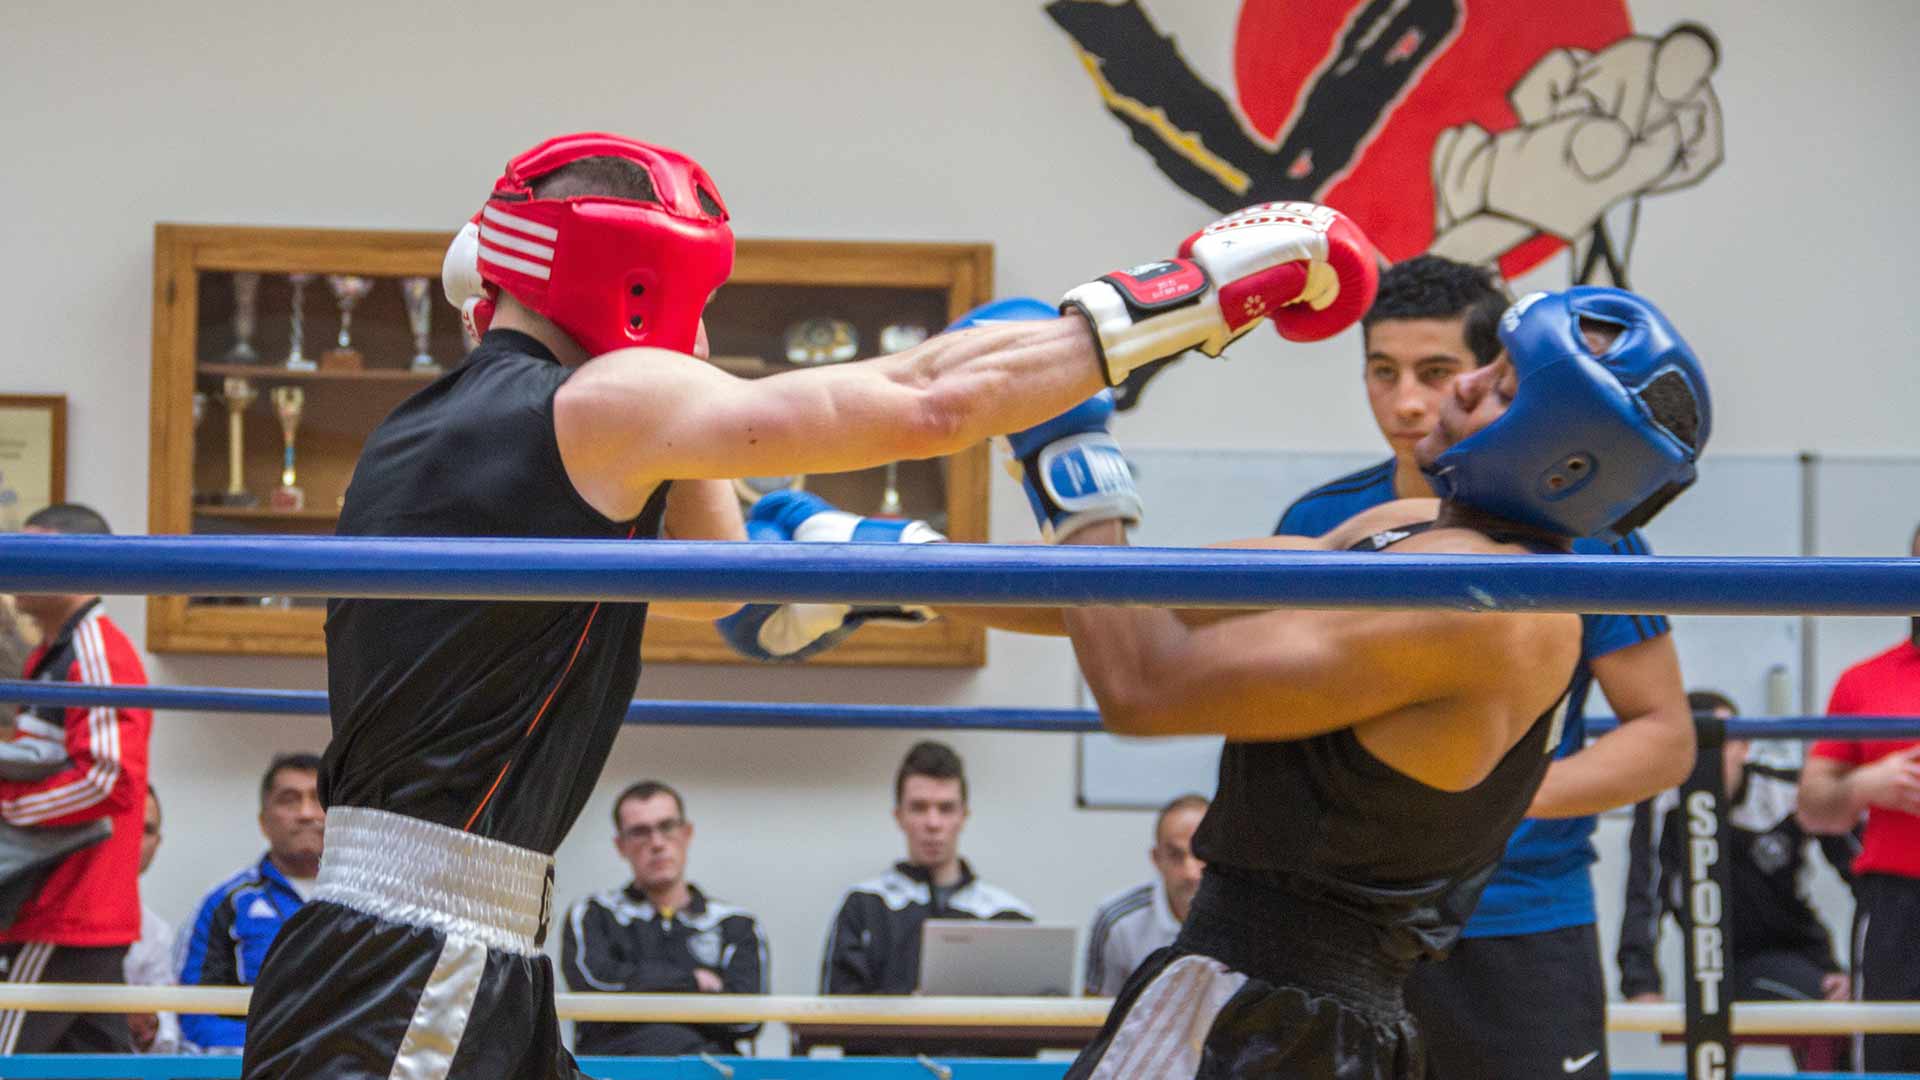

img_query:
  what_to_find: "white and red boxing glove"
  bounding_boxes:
[1062,202,1380,386]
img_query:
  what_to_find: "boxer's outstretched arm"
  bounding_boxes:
[1058,524,1574,743]
[555,319,1106,521]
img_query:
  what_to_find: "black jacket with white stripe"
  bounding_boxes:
[561,883,767,1056]
[820,860,1032,995]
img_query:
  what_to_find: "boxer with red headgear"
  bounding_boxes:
[240,129,1382,1079]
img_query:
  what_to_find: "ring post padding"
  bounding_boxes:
[5,534,1920,614]
[1679,714,1733,1080]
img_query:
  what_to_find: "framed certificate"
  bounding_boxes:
[0,395,66,531]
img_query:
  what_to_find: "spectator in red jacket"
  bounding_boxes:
[1798,520,1920,1072]
[0,504,151,1055]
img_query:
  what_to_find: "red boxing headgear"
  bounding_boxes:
[443,132,734,356]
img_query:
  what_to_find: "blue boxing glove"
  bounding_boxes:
[1001,390,1142,542]
[716,490,945,662]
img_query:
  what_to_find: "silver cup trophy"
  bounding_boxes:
[400,277,441,374]
[284,273,316,371]
[269,386,306,512]
[323,275,374,371]
[225,272,261,363]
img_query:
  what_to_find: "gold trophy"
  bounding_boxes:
[219,377,259,507]
[269,386,306,511]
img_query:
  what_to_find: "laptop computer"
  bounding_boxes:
[918,919,1079,997]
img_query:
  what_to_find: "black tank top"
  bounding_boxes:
[323,330,669,854]
[1190,522,1572,963]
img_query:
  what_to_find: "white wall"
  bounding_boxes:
[3,0,1917,1059]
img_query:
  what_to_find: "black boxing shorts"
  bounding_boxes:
[1067,873,1422,1080]
[241,807,583,1080]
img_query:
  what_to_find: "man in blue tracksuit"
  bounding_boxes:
[177,754,323,1050]
[1273,256,1692,1079]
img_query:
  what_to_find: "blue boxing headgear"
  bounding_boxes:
[1422,286,1710,542]
[944,296,1058,332]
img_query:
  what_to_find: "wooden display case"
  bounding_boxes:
[147,224,993,665]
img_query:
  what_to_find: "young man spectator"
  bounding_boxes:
[126,785,180,1054]
[1620,691,1855,1070]
[0,503,151,1056]
[1084,793,1207,996]
[561,780,766,1057]
[1798,521,1920,1072]
[821,741,1032,996]
[178,754,325,1051]
[1271,258,1691,1080]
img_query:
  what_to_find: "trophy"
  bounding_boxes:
[269,386,306,511]
[322,275,374,371]
[872,324,928,516]
[400,277,441,374]
[190,392,210,504]
[218,377,258,507]
[284,273,316,371]
[878,323,929,354]
[783,317,858,365]
[225,273,261,363]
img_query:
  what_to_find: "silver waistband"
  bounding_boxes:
[314,806,551,956]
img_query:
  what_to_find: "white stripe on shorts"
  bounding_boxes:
[388,936,488,1080]
[1088,954,1248,1080]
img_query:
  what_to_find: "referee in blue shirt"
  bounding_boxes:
[1274,256,1692,1080]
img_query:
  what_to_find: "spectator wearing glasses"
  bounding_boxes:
[561,781,766,1057]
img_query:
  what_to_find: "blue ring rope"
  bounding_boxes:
[1,680,1915,741]
[3,534,1919,614]
[0,1059,1898,1080]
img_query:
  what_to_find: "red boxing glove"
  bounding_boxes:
[1179,202,1380,343]
[1063,202,1381,386]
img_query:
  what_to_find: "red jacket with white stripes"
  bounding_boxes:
[0,601,149,946]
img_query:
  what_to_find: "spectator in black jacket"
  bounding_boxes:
[1618,691,1858,1070]
[820,741,1032,996]
[561,780,766,1057]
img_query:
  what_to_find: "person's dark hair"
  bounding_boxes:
[1154,793,1209,840]
[259,752,322,808]
[1909,519,1920,554]
[146,783,161,822]
[611,779,686,829]
[895,740,967,805]
[531,156,658,204]
[1686,690,1739,718]
[23,503,111,535]
[1362,255,1510,367]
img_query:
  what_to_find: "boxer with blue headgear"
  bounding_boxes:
[1422,286,1710,543]
[992,287,1712,1080]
